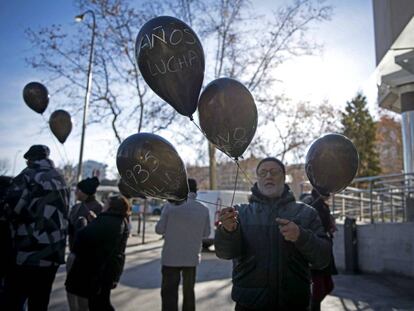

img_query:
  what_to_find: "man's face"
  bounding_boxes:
[256,161,285,198]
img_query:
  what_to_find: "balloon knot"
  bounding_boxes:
[189,115,194,121]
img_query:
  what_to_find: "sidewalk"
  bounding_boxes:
[324,274,414,310]
[127,217,161,246]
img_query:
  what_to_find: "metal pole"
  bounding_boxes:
[402,185,406,222]
[390,189,394,222]
[137,211,141,235]
[142,199,147,244]
[75,10,96,182]
[369,180,374,223]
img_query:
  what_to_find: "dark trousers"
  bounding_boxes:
[5,264,58,311]
[235,302,309,311]
[88,286,114,311]
[311,273,334,311]
[235,303,256,311]
[235,303,273,311]
[161,266,196,311]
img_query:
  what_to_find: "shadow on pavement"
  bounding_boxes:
[120,257,232,289]
[324,274,414,310]
[126,245,163,256]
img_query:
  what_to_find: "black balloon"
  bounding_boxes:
[49,110,72,144]
[118,179,146,199]
[198,78,258,158]
[23,82,49,114]
[135,16,205,118]
[116,133,188,201]
[305,133,359,194]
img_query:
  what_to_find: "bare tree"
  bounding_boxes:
[250,97,339,163]
[26,0,333,189]
[25,0,174,144]
[0,159,10,175]
[172,0,332,188]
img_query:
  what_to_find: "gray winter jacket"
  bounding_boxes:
[215,184,331,310]
[156,192,210,267]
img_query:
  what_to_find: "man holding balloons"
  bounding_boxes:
[215,157,332,311]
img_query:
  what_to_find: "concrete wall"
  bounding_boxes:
[333,222,414,277]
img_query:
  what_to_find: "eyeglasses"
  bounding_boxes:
[257,168,282,177]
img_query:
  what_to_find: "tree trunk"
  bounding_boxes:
[208,142,217,190]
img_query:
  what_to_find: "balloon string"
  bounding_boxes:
[41,115,70,165]
[235,160,255,187]
[191,119,207,137]
[191,119,232,158]
[194,198,235,209]
[61,144,71,165]
[191,118,235,161]
[230,162,239,207]
[40,115,71,208]
[190,119,255,187]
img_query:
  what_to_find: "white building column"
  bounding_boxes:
[401,90,414,174]
[399,86,414,221]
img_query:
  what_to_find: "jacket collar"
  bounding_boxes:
[249,183,296,207]
[27,158,55,170]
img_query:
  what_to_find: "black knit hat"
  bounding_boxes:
[77,177,100,195]
[256,157,286,175]
[23,145,50,161]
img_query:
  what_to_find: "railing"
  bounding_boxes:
[301,173,414,223]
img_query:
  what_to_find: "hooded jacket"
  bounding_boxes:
[215,184,331,310]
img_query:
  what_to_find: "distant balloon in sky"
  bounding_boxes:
[135,16,205,119]
[23,82,49,114]
[305,133,359,194]
[116,133,189,201]
[49,110,72,144]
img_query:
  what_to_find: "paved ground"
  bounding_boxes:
[49,234,414,311]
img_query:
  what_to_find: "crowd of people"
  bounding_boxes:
[0,145,337,311]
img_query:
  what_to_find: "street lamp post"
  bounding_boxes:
[75,10,96,182]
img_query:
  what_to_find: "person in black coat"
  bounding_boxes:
[65,195,130,311]
[67,177,103,311]
[301,189,338,311]
[0,176,13,308]
[215,158,331,310]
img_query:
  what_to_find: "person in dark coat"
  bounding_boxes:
[68,177,102,250]
[4,145,69,311]
[301,189,338,311]
[65,195,130,311]
[0,176,13,308]
[67,176,103,310]
[215,157,331,311]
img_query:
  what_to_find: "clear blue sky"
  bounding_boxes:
[0,0,377,177]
